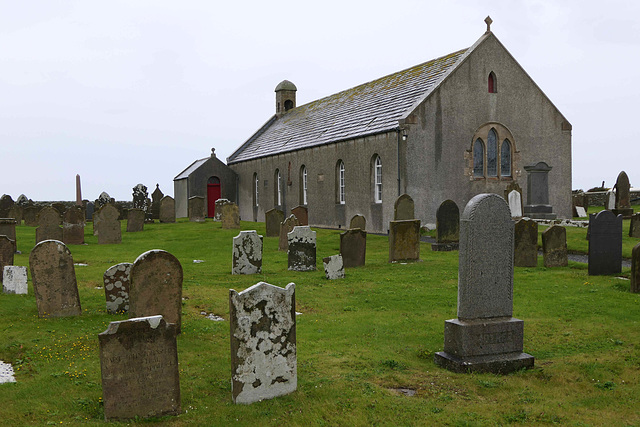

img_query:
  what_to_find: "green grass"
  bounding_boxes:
[1,218,640,426]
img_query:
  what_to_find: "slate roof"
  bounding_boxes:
[174,157,208,180]
[228,47,470,164]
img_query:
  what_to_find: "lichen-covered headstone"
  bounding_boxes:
[394,194,415,220]
[291,205,308,226]
[132,184,149,212]
[104,263,132,313]
[188,196,205,222]
[279,214,299,251]
[36,207,62,244]
[99,315,180,421]
[97,204,121,244]
[230,282,296,404]
[221,202,240,229]
[63,206,85,245]
[613,171,633,217]
[323,255,344,279]
[631,243,640,294]
[432,200,459,251]
[265,208,285,237]
[129,250,183,332]
[288,226,316,271]
[588,210,622,276]
[349,214,366,231]
[542,225,568,267]
[434,193,534,374]
[159,196,175,223]
[0,235,14,274]
[95,191,113,210]
[232,231,263,275]
[214,198,231,221]
[514,219,538,267]
[340,228,366,268]
[389,219,421,262]
[630,213,640,238]
[30,240,81,317]
[3,266,27,294]
[126,208,145,232]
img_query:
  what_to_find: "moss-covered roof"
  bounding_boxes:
[228,48,468,164]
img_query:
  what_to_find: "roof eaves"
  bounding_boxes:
[173,157,207,181]
[227,115,278,164]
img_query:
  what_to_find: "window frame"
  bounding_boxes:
[300,165,308,205]
[373,155,382,203]
[471,123,515,180]
[337,160,345,205]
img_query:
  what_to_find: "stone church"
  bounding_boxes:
[176,20,572,231]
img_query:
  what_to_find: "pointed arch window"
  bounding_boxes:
[501,139,512,177]
[471,123,514,179]
[487,129,498,177]
[473,139,484,177]
[488,72,497,93]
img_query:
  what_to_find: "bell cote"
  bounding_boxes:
[275,80,297,117]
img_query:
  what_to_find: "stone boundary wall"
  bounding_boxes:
[584,190,640,207]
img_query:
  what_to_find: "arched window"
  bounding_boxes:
[501,139,512,177]
[473,138,484,177]
[487,129,498,177]
[284,100,294,111]
[274,169,281,206]
[336,160,345,204]
[488,72,497,93]
[253,173,259,207]
[373,155,382,203]
[300,165,308,205]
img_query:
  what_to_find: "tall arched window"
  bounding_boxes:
[488,72,497,93]
[300,165,308,205]
[487,129,498,177]
[274,169,281,206]
[373,155,382,203]
[336,160,345,204]
[253,173,259,207]
[501,139,512,177]
[473,138,484,177]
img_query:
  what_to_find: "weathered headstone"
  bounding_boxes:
[23,206,40,227]
[279,214,299,251]
[265,208,285,237]
[288,226,316,271]
[7,205,23,225]
[630,213,640,238]
[605,190,615,210]
[221,202,241,229]
[159,196,176,223]
[514,218,538,267]
[349,214,366,231]
[572,191,589,213]
[3,266,28,295]
[97,204,122,244]
[588,210,622,276]
[394,194,415,220]
[92,207,102,235]
[214,198,230,221]
[0,218,17,253]
[340,228,366,268]
[323,254,345,280]
[432,200,459,251]
[434,193,534,374]
[63,206,85,245]
[99,315,180,421]
[126,208,145,232]
[132,184,149,212]
[16,194,29,206]
[232,231,263,275]
[575,206,587,218]
[542,225,568,267]
[0,235,15,273]
[29,240,81,317]
[389,219,421,262]
[151,184,164,220]
[504,182,523,214]
[104,263,132,313]
[229,282,297,404]
[95,191,113,210]
[51,202,66,216]
[35,207,62,244]
[508,190,523,218]
[613,171,634,217]
[129,250,183,332]
[85,201,95,220]
[188,196,205,222]
[0,195,14,218]
[291,205,308,226]
[631,243,640,293]
[523,161,556,219]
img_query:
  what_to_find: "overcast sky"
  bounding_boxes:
[1,0,638,202]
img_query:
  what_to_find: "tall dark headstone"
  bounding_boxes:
[631,243,640,294]
[0,195,14,218]
[340,228,366,268]
[287,226,316,271]
[612,171,634,218]
[432,200,459,251]
[265,209,285,237]
[588,210,622,276]
[514,219,538,267]
[0,218,17,253]
[630,213,640,238]
[523,162,556,219]
[542,225,568,267]
[151,184,164,220]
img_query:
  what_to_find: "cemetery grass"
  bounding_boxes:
[0,220,638,426]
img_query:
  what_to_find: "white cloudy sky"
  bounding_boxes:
[1,0,638,201]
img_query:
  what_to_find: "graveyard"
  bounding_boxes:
[1,207,640,425]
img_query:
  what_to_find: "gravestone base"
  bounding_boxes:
[434,317,534,374]
[431,242,459,252]
[524,205,557,220]
[612,208,633,218]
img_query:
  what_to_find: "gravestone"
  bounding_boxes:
[632,243,640,293]
[508,190,523,218]
[92,207,102,235]
[126,208,145,232]
[35,207,62,244]
[279,214,299,251]
[514,219,538,267]
[214,198,231,221]
[434,193,534,374]
[291,205,308,226]
[0,219,17,253]
[323,254,345,280]
[97,204,122,244]
[349,214,366,231]
[151,184,164,219]
[85,201,95,221]
[504,182,523,215]
[229,282,297,404]
[16,194,29,206]
[29,240,81,317]
[159,196,176,223]
[188,196,205,222]
[288,226,316,271]
[388,219,421,262]
[99,315,180,421]
[572,191,589,213]
[0,195,14,217]
[613,171,634,218]
[129,250,183,332]
[0,235,15,273]
[104,263,132,314]
[605,190,615,210]
[340,228,366,268]
[575,206,587,218]
[630,213,640,238]
[63,206,85,245]
[23,206,40,226]
[95,191,113,210]
[3,266,28,295]
[542,225,568,267]
[52,203,66,216]
[588,210,622,276]
[7,205,23,225]
[432,200,459,251]
[523,161,556,219]
[221,202,241,229]
[132,184,149,211]
[265,208,285,237]
[394,194,415,220]
[232,231,263,275]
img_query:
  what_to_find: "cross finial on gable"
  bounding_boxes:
[485,16,493,33]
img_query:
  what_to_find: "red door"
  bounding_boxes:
[207,177,221,217]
